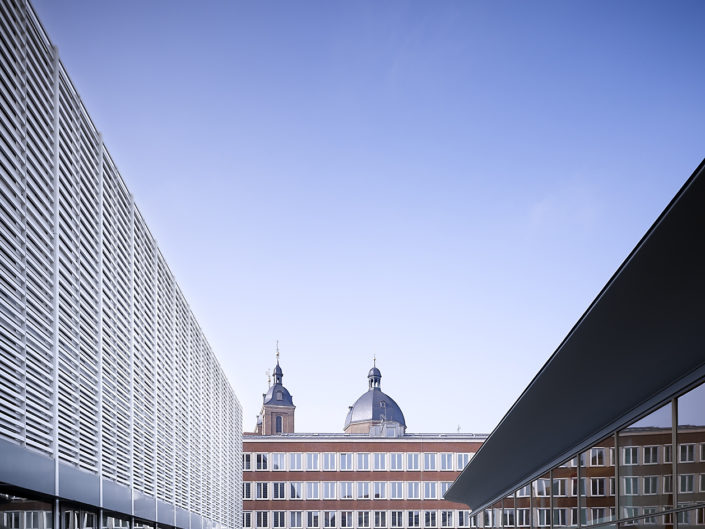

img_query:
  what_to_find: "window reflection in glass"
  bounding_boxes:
[554,457,577,527]
[618,402,673,516]
[580,436,615,526]
[532,473,551,527]
[102,515,130,529]
[677,381,705,509]
[0,491,53,529]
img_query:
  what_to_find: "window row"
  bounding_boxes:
[244,481,453,500]
[243,510,472,529]
[244,453,473,472]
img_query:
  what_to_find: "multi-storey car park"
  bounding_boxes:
[445,160,705,529]
[0,2,243,529]
[243,357,486,529]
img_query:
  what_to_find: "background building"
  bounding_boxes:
[445,160,705,529]
[0,2,242,529]
[244,359,485,529]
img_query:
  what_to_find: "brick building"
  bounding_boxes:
[243,358,486,529]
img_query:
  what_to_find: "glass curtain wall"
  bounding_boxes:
[471,378,705,529]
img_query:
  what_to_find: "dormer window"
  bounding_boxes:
[276,391,283,401]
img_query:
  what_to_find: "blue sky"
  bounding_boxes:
[33,0,705,433]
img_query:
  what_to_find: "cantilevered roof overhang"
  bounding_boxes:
[445,159,705,511]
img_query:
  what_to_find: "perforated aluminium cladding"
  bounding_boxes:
[0,2,242,528]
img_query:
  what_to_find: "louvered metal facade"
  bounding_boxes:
[0,2,243,529]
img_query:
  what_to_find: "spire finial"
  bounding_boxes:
[276,340,280,364]
[266,369,271,387]
[373,354,376,367]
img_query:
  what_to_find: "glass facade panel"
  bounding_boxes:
[677,381,705,509]
[581,436,615,526]
[554,458,578,527]
[618,402,673,516]
[0,491,53,529]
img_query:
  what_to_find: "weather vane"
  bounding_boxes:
[266,369,271,387]
[276,340,280,363]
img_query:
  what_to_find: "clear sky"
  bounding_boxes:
[32,0,705,434]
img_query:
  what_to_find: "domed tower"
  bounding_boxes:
[344,360,406,436]
[255,345,295,435]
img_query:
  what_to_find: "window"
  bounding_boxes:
[503,509,515,527]
[644,476,658,495]
[390,482,403,499]
[623,477,638,496]
[552,509,566,527]
[256,512,268,528]
[623,447,638,465]
[243,454,252,470]
[623,508,639,520]
[440,512,453,528]
[271,453,286,470]
[256,482,269,499]
[340,512,352,528]
[571,508,579,527]
[424,511,436,528]
[273,482,285,499]
[338,481,352,500]
[516,510,530,527]
[457,453,470,470]
[358,512,370,528]
[275,415,283,433]
[424,482,437,499]
[552,478,566,496]
[276,391,283,401]
[390,453,403,470]
[701,444,705,462]
[663,475,673,494]
[307,453,319,470]
[340,453,353,470]
[534,479,550,496]
[291,513,303,529]
[306,482,319,500]
[323,453,336,471]
[664,445,672,463]
[571,478,578,497]
[590,509,605,525]
[440,482,451,497]
[323,512,336,529]
[290,482,303,499]
[323,482,337,500]
[680,444,695,463]
[644,446,658,464]
[440,453,453,470]
[374,453,386,470]
[677,510,691,525]
[516,484,531,497]
[701,474,705,492]
[537,509,551,527]
[243,482,252,499]
[391,512,403,528]
[290,453,303,470]
[643,507,658,525]
[244,513,252,528]
[358,453,370,470]
[680,474,694,493]
[257,454,269,470]
[374,482,386,499]
[458,512,470,528]
[590,478,605,496]
[408,453,420,471]
[307,512,320,528]
[408,482,420,499]
[375,512,387,528]
[273,512,285,528]
[424,453,436,470]
[409,511,421,528]
[358,482,370,499]
[590,448,605,466]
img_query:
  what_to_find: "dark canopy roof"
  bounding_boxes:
[445,159,705,511]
